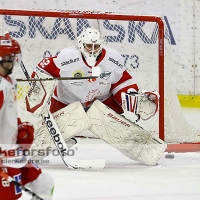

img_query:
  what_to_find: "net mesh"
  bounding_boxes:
[0,10,199,143]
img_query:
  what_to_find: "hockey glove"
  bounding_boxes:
[17,118,34,150]
[121,90,159,121]
[136,90,159,120]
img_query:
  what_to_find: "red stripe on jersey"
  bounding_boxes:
[37,56,61,77]
[95,48,106,66]
[132,96,137,112]
[50,97,67,113]
[102,95,124,114]
[111,71,132,91]
[53,86,58,97]
[5,76,12,84]
[0,90,4,109]
[0,74,12,84]
[31,71,36,78]
[129,95,133,112]
[82,55,90,68]
[17,117,22,125]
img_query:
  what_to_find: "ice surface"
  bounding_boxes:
[21,108,200,200]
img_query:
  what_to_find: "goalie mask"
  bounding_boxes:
[0,33,22,75]
[77,27,103,66]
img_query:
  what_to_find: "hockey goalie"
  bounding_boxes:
[23,27,167,166]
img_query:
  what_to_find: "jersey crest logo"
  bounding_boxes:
[73,70,84,77]
[88,71,97,83]
[100,71,111,80]
[99,81,109,86]
[85,89,101,102]
[71,82,83,86]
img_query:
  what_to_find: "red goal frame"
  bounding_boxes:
[0,9,199,152]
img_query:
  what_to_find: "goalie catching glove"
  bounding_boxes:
[121,90,159,120]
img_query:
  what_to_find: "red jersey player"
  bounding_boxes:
[0,34,54,200]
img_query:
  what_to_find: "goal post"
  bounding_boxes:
[0,9,199,151]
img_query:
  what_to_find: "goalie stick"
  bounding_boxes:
[0,170,44,200]
[19,61,105,170]
[41,110,105,169]
[17,61,99,82]
[16,76,99,82]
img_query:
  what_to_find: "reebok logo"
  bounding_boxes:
[108,57,123,69]
[43,113,68,157]
[61,58,79,66]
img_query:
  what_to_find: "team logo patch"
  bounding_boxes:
[88,71,97,83]
[85,89,101,102]
[71,82,83,86]
[73,70,84,77]
[100,71,111,80]
[1,40,12,46]
[99,81,109,86]
[61,58,79,66]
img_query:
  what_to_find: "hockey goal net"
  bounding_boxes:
[0,9,199,150]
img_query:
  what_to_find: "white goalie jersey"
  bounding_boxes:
[30,45,138,113]
[25,45,159,123]
[22,44,163,167]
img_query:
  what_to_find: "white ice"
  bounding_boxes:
[21,108,200,200]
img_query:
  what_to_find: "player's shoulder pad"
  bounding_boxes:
[103,46,125,71]
[35,65,52,77]
[0,76,7,90]
[0,75,17,93]
[53,46,82,69]
[9,74,17,85]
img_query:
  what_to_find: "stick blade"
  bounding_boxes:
[69,159,105,170]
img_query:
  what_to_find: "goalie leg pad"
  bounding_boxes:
[51,101,91,139]
[31,101,90,160]
[87,100,167,166]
